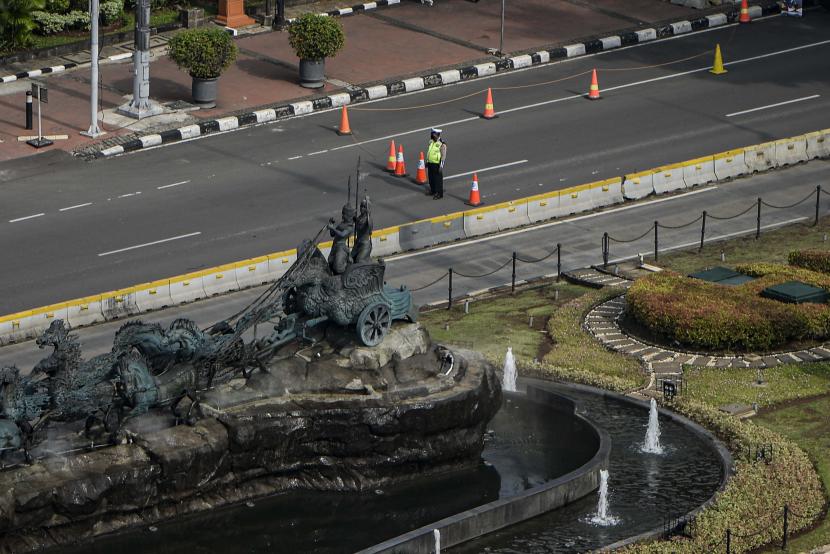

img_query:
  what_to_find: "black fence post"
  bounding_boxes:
[700,210,707,252]
[756,197,762,240]
[511,252,517,293]
[602,232,609,267]
[782,504,789,550]
[654,221,659,262]
[447,268,453,310]
[726,528,731,554]
[25,91,33,130]
[816,185,822,227]
[556,243,562,282]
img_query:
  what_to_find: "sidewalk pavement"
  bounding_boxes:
[0,0,696,163]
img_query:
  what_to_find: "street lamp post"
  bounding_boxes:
[499,0,505,55]
[81,0,103,137]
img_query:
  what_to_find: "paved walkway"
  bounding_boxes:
[0,0,695,162]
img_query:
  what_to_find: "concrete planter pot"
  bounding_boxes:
[299,58,326,89]
[191,76,218,108]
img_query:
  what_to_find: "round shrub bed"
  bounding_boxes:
[626,271,830,352]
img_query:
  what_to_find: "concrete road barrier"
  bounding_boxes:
[234,256,272,289]
[558,184,593,215]
[713,149,748,180]
[682,156,716,188]
[775,136,808,167]
[66,295,106,328]
[400,214,466,250]
[806,129,830,159]
[622,171,654,200]
[744,141,777,173]
[0,310,37,344]
[371,227,401,258]
[135,280,174,312]
[203,264,240,297]
[589,178,624,209]
[652,164,686,194]
[101,288,141,320]
[464,206,500,237]
[268,250,297,280]
[526,191,562,223]
[169,273,207,305]
[496,200,531,231]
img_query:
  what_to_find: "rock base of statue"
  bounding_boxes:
[0,323,501,554]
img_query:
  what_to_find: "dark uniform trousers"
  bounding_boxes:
[427,163,443,196]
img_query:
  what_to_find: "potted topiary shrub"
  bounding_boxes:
[167,27,238,108]
[288,13,345,89]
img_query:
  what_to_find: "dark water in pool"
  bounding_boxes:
[48,391,596,554]
[451,380,725,553]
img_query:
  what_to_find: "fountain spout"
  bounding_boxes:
[503,347,517,392]
[642,398,664,454]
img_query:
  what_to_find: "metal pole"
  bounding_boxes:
[700,210,707,252]
[25,91,32,130]
[816,185,821,226]
[556,243,561,282]
[447,268,453,310]
[499,0,505,54]
[782,505,789,550]
[82,0,103,137]
[511,252,516,293]
[37,93,42,142]
[654,221,659,262]
[277,0,285,27]
[756,197,762,239]
[726,528,731,554]
[602,232,609,267]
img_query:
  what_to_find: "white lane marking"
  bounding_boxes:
[445,160,529,180]
[117,192,141,198]
[308,150,328,156]
[9,213,45,223]
[726,95,821,118]
[387,186,718,262]
[157,180,190,190]
[329,117,479,152]
[98,232,202,257]
[287,155,303,160]
[59,203,92,212]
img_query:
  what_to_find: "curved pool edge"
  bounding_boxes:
[527,379,735,551]
[356,386,612,554]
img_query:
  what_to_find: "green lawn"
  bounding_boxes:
[756,394,830,552]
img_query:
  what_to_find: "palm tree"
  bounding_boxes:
[0,0,45,51]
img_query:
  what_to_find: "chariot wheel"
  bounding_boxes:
[357,302,392,347]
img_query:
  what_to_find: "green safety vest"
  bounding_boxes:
[427,140,442,164]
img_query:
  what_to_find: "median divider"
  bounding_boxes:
[682,156,716,188]
[399,214,466,251]
[169,272,207,305]
[371,226,401,258]
[775,136,808,167]
[713,149,748,180]
[101,287,140,320]
[652,164,686,194]
[589,177,623,209]
[135,279,173,312]
[234,256,272,289]
[744,141,777,173]
[622,170,654,200]
[1,130,828,344]
[806,129,830,159]
[202,263,240,297]
[66,295,106,328]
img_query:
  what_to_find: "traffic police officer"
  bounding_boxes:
[426,128,447,199]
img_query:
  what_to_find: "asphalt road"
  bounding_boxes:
[2,159,827,371]
[1,12,830,312]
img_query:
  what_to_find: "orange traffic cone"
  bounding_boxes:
[739,0,751,23]
[386,140,397,172]
[465,173,482,207]
[482,88,497,119]
[394,145,407,177]
[337,106,352,135]
[415,152,427,185]
[588,69,601,100]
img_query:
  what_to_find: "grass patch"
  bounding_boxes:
[685,363,830,409]
[756,394,830,553]
[658,216,830,276]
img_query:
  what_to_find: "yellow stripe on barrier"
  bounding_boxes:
[682,155,715,170]
[625,169,653,182]
[524,190,559,207]
[588,177,621,192]
[714,148,744,162]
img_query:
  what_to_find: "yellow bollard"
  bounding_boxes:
[710,44,727,75]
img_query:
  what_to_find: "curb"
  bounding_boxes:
[286,0,402,23]
[0,52,132,84]
[91,1,778,159]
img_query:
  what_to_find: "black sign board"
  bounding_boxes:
[30,84,48,103]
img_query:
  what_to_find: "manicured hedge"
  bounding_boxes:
[623,398,824,554]
[627,271,830,351]
[737,262,830,291]
[787,249,830,275]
